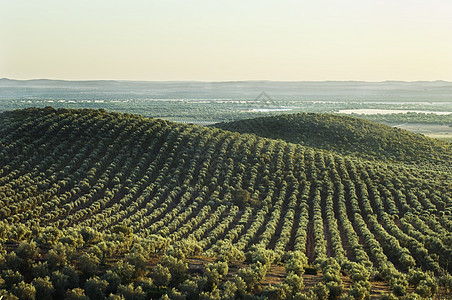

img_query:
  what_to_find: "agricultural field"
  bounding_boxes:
[0,107,451,299]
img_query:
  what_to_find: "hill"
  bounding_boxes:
[213,113,452,165]
[0,108,451,299]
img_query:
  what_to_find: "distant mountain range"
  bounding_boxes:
[1,78,452,101]
[2,78,451,86]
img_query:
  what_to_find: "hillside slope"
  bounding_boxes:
[0,108,451,298]
[213,113,452,165]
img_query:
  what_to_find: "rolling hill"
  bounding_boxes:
[213,113,452,165]
[0,108,451,299]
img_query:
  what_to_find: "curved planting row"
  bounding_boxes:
[1,108,451,291]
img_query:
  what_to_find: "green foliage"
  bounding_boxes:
[407,268,436,294]
[47,243,68,270]
[438,274,452,297]
[8,224,32,242]
[80,227,102,245]
[178,278,201,299]
[321,258,344,299]
[414,278,437,298]
[15,241,39,265]
[117,283,146,300]
[166,287,186,300]
[345,262,371,299]
[31,262,50,279]
[158,255,188,286]
[391,279,408,297]
[284,272,304,294]
[204,261,228,290]
[310,283,330,300]
[78,253,100,277]
[212,241,245,262]
[199,289,221,300]
[168,239,202,258]
[51,270,69,298]
[36,227,63,247]
[61,265,80,289]
[143,235,171,254]
[10,281,36,300]
[102,270,122,295]
[245,247,276,267]
[59,229,84,249]
[65,288,89,300]
[213,113,452,164]
[348,280,371,300]
[237,262,268,292]
[346,262,370,283]
[113,260,136,285]
[284,251,307,276]
[151,265,171,288]
[0,222,9,242]
[125,253,148,281]
[220,280,238,300]
[111,225,133,237]
[262,283,291,300]
[4,252,24,273]
[0,289,20,300]
[1,270,24,290]
[233,189,251,208]
[0,108,451,299]
[84,276,108,300]
[31,276,54,300]
[136,278,154,299]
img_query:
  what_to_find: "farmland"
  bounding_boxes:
[0,107,452,299]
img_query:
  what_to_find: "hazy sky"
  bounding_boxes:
[1,0,451,81]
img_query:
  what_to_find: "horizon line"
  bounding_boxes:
[1,77,451,84]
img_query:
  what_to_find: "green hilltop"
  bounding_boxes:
[213,113,452,165]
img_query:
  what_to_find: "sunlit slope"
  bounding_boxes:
[1,107,451,277]
[213,113,452,165]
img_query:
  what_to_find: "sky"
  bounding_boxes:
[1,0,452,81]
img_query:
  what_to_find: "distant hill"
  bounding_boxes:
[1,78,452,101]
[213,113,452,165]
